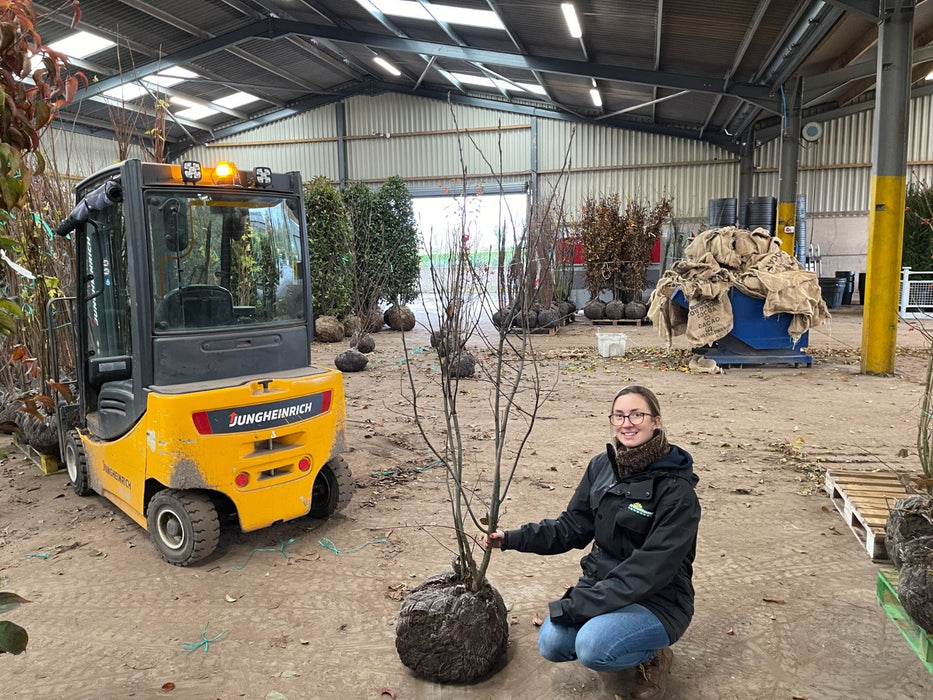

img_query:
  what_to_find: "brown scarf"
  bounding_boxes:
[613,429,670,479]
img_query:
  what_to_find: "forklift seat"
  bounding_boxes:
[159,285,235,329]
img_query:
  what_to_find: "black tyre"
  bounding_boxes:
[146,489,220,566]
[309,456,354,519]
[64,430,92,496]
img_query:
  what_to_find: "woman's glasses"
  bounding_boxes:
[608,411,654,426]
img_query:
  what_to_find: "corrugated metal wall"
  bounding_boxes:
[50,91,933,220]
[756,95,933,216]
[185,104,340,180]
[43,128,146,182]
[537,118,737,220]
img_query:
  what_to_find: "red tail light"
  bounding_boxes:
[298,457,311,472]
[192,412,212,435]
[235,472,249,487]
[321,389,332,413]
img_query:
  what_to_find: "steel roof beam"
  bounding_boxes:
[72,21,279,101]
[273,19,779,110]
[167,78,743,159]
[804,42,933,103]
[824,0,881,23]
[119,0,326,93]
[483,0,552,100]
[165,85,370,160]
[726,1,844,138]
[700,0,772,136]
[418,0,510,99]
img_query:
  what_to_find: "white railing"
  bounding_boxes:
[899,267,933,319]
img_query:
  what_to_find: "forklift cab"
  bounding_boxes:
[50,159,349,566]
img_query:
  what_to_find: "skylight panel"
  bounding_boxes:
[432,4,504,29]
[174,105,219,122]
[359,1,504,30]
[103,82,148,101]
[453,73,498,90]
[146,67,200,88]
[519,82,547,95]
[450,72,545,95]
[213,91,260,109]
[46,31,115,59]
[170,96,219,121]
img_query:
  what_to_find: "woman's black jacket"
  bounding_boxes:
[501,443,701,644]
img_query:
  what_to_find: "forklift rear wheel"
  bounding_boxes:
[147,490,220,566]
[309,456,353,519]
[64,430,93,496]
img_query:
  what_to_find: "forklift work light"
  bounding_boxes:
[253,166,272,187]
[181,160,202,183]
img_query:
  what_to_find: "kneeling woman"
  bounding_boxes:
[484,385,701,700]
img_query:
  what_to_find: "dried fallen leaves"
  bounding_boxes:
[386,583,408,601]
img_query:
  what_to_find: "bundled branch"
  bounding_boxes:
[579,194,673,301]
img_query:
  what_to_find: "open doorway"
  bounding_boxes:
[410,190,528,329]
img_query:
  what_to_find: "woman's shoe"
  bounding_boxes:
[633,646,673,700]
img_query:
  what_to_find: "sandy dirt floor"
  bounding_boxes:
[2,304,933,699]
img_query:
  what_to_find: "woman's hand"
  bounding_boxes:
[483,530,505,549]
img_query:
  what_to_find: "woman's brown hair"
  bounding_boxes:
[612,385,662,417]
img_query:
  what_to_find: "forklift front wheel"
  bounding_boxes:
[64,430,93,496]
[309,456,354,519]
[147,490,220,566]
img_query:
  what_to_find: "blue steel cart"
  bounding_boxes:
[672,287,812,368]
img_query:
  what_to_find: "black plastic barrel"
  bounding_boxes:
[819,277,845,309]
[708,198,737,228]
[835,270,856,305]
[745,196,777,235]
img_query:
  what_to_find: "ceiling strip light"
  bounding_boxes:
[561,4,583,39]
[373,56,402,76]
[590,88,602,107]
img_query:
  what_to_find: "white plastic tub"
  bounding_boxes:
[596,332,627,357]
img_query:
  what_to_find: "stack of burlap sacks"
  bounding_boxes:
[647,226,830,349]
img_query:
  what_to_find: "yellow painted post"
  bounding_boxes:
[777,201,796,255]
[861,176,906,374]
[860,4,914,375]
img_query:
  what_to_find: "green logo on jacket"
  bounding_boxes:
[628,502,653,517]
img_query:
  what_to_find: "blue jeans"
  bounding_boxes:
[537,603,670,672]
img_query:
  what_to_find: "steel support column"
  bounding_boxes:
[737,144,754,228]
[777,78,802,255]
[336,101,348,190]
[530,116,538,210]
[861,2,915,375]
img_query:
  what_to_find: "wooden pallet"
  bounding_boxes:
[507,326,558,335]
[877,569,933,675]
[824,469,909,560]
[12,434,61,475]
[592,318,645,326]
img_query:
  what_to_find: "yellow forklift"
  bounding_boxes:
[48,159,351,565]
